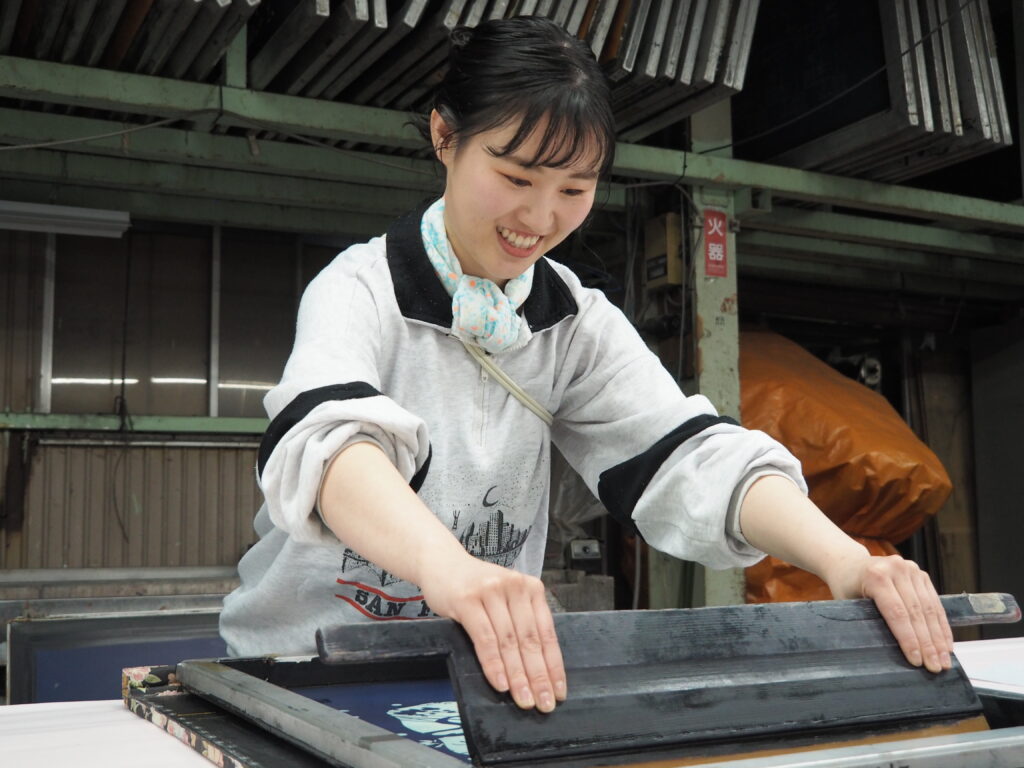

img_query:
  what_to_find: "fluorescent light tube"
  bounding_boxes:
[0,200,130,238]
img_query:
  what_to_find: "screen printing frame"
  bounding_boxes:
[0,593,226,667]
[7,608,224,704]
[158,595,1024,768]
[127,663,1024,768]
[173,654,468,768]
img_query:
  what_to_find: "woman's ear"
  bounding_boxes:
[429,109,454,165]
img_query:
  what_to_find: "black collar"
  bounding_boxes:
[385,203,578,332]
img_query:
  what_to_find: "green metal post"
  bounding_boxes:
[691,100,746,609]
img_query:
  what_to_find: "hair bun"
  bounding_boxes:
[449,25,473,51]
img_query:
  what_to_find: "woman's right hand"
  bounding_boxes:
[319,443,565,712]
[418,551,567,713]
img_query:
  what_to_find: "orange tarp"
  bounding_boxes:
[739,330,951,602]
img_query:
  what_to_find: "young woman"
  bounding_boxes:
[219,16,953,715]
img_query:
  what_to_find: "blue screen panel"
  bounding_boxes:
[33,635,227,702]
[295,678,470,762]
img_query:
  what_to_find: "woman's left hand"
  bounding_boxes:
[738,476,954,673]
[824,553,953,673]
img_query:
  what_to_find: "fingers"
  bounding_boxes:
[531,585,567,702]
[484,592,539,710]
[863,555,952,674]
[457,572,565,713]
[458,602,510,695]
[486,575,564,713]
[915,569,953,669]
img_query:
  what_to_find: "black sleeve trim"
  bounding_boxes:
[257,382,381,477]
[597,414,740,534]
[409,444,432,493]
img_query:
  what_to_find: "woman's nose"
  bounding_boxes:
[519,195,556,235]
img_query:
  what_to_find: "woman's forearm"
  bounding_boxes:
[737,474,868,590]
[317,441,466,588]
[738,473,952,673]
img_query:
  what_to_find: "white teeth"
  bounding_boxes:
[499,227,539,249]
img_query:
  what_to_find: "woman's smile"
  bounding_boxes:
[496,226,542,258]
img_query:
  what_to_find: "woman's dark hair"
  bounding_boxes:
[420,16,616,177]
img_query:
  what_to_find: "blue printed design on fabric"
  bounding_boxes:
[420,198,534,354]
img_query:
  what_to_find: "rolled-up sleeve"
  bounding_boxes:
[550,290,807,569]
[257,244,430,546]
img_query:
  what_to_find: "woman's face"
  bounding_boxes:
[431,110,601,288]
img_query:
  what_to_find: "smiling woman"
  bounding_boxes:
[424,18,611,290]
[219,15,954,720]
[431,116,598,289]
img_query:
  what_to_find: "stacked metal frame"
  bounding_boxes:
[733,0,1013,183]
[0,0,762,145]
[0,0,261,82]
[613,0,761,141]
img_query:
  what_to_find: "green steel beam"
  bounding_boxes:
[2,179,393,237]
[0,105,442,191]
[0,412,267,433]
[741,252,901,289]
[0,56,220,116]
[737,231,1024,286]
[613,143,1024,232]
[740,208,1024,265]
[0,55,419,147]
[739,253,1024,301]
[0,147,426,216]
[0,108,625,212]
[1,54,1022,231]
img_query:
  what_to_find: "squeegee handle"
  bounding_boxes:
[941,592,1021,626]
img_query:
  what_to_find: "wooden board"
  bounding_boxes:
[605,717,989,767]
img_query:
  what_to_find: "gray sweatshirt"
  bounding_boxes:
[219,206,807,657]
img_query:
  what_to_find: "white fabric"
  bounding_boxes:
[0,701,211,768]
[260,397,429,547]
[219,231,808,657]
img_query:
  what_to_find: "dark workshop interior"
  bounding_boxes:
[1,1,1023,766]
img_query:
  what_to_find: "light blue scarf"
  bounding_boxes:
[420,198,534,354]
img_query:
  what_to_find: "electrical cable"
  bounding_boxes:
[0,106,440,179]
[224,114,440,178]
[0,110,217,151]
[109,244,134,545]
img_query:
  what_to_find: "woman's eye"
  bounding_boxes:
[504,174,530,187]
[562,188,585,197]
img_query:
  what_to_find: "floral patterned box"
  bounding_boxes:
[121,665,330,768]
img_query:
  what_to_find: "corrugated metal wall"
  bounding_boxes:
[0,229,43,412]
[0,442,260,569]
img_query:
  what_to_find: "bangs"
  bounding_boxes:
[428,18,617,178]
[480,92,615,177]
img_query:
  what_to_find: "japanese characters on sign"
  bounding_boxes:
[704,209,728,278]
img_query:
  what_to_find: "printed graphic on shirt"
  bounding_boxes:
[455,486,531,568]
[334,484,531,620]
[341,548,402,588]
[334,578,434,621]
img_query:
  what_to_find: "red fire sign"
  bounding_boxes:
[704,209,728,278]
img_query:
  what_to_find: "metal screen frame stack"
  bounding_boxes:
[739,0,1013,182]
